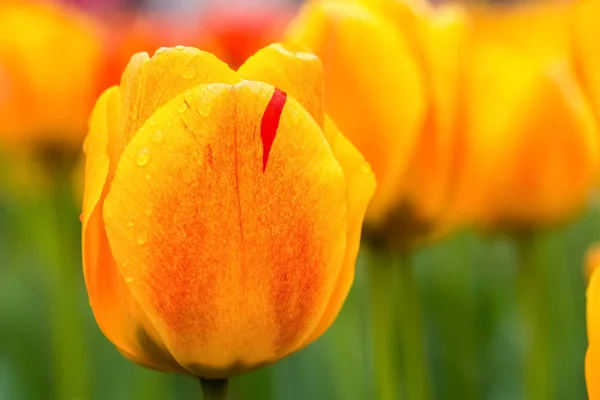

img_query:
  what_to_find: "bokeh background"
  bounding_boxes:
[0,0,597,399]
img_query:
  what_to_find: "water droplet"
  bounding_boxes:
[122,260,129,268]
[125,276,134,283]
[127,221,134,227]
[106,209,113,218]
[152,130,163,143]
[182,66,197,79]
[155,47,168,54]
[137,231,147,245]
[175,45,185,51]
[145,173,151,181]
[136,148,150,166]
[177,104,187,114]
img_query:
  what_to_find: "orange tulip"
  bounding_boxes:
[82,44,375,377]
[448,1,598,230]
[286,0,467,248]
[0,0,103,147]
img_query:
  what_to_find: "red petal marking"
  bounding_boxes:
[260,88,287,172]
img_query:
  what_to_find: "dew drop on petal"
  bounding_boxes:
[125,276,134,283]
[137,231,147,245]
[136,148,150,166]
[177,104,187,114]
[175,45,185,51]
[153,130,164,143]
[182,66,197,79]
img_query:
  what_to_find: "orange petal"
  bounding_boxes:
[113,47,239,176]
[237,42,325,128]
[103,81,347,378]
[302,117,376,345]
[286,0,425,224]
[587,344,600,400]
[82,87,185,374]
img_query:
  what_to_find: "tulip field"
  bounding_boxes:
[2,0,600,399]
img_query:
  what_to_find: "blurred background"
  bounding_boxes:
[0,0,597,399]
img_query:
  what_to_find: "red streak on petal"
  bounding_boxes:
[260,88,287,172]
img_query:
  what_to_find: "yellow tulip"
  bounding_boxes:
[0,1,103,147]
[449,1,598,230]
[588,267,600,399]
[82,44,376,378]
[286,0,468,248]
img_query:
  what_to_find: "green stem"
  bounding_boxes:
[41,182,88,399]
[395,254,431,400]
[516,234,553,400]
[367,251,399,400]
[200,378,229,400]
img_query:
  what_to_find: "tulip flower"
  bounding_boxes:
[81,43,375,388]
[286,0,468,249]
[588,267,600,399]
[450,1,598,230]
[0,1,103,147]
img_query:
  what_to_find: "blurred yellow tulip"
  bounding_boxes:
[82,44,375,378]
[286,0,468,249]
[0,1,103,148]
[587,266,600,399]
[449,1,598,230]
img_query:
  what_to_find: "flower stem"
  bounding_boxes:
[395,254,431,400]
[367,250,399,400]
[200,378,229,400]
[41,181,88,400]
[516,233,553,400]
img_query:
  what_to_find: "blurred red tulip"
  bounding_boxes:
[194,7,292,69]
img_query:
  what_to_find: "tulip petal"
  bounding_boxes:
[286,0,425,223]
[237,43,325,128]
[82,87,185,373]
[113,47,239,176]
[302,117,376,345]
[104,81,347,378]
[588,267,600,398]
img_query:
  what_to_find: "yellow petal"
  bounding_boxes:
[286,0,426,224]
[301,117,375,345]
[103,81,348,378]
[114,47,239,176]
[82,87,185,374]
[399,5,468,222]
[457,47,598,226]
[237,42,325,128]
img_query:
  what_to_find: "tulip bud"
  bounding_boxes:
[82,44,376,378]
